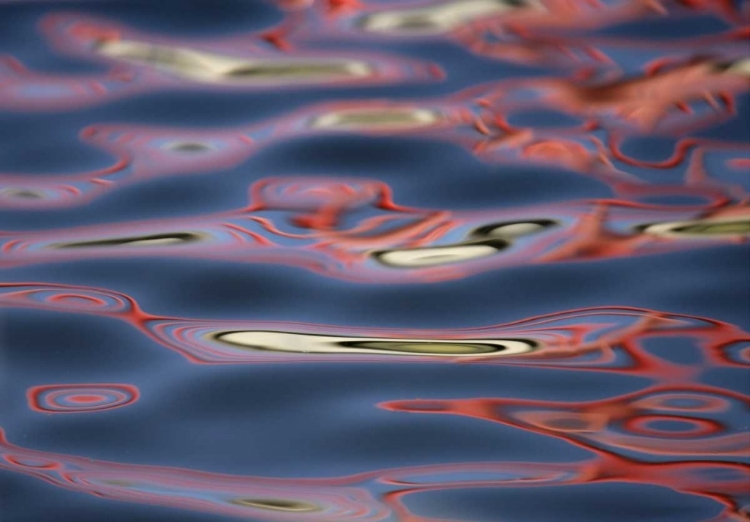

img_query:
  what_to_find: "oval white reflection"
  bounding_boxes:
[214,330,538,357]
[374,242,505,268]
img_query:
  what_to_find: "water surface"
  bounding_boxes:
[1,1,749,521]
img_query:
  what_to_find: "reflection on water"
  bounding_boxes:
[94,39,376,86]
[27,383,140,414]
[0,0,748,521]
[1,176,747,281]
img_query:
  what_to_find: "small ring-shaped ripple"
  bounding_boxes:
[27,384,140,414]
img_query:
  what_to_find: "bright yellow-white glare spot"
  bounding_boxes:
[215,331,538,357]
[640,216,750,238]
[375,243,502,268]
[311,107,441,131]
[96,39,373,85]
[360,0,542,35]
[721,58,750,77]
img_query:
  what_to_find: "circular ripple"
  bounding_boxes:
[28,384,139,414]
[623,415,722,438]
[0,285,136,315]
[634,392,730,413]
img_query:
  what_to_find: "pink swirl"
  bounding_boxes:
[28,384,140,414]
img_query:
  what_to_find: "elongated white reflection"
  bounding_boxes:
[54,232,205,249]
[310,107,441,131]
[374,240,507,268]
[214,331,538,357]
[640,216,750,239]
[718,57,750,77]
[471,219,558,239]
[96,39,372,85]
[359,0,542,35]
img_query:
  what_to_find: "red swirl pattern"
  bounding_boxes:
[0,1,748,521]
[27,384,140,414]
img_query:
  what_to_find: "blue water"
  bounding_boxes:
[1,1,749,521]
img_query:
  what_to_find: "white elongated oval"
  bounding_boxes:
[96,39,372,85]
[640,216,750,239]
[310,107,441,131]
[360,0,542,35]
[214,330,539,357]
[472,219,558,239]
[374,241,506,268]
[53,232,205,249]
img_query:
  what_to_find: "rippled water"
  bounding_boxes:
[1,1,749,521]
